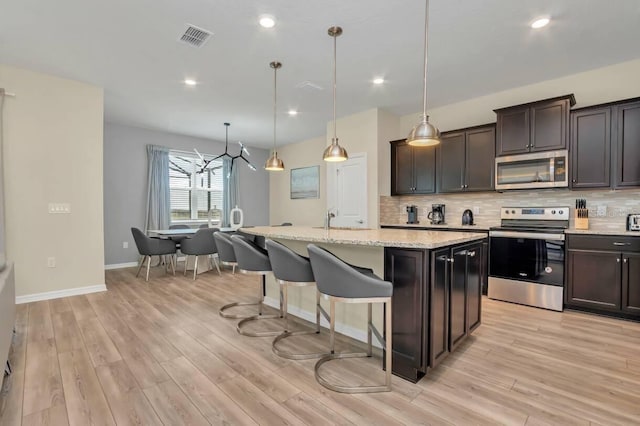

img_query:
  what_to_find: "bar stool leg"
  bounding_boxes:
[316,291,321,333]
[272,283,329,360]
[314,296,392,393]
[367,303,373,357]
[329,298,336,354]
[385,299,392,389]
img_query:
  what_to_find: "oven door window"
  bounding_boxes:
[490,237,565,286]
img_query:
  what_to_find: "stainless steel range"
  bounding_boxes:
[488,206,569,311]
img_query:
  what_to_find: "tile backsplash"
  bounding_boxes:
[380,188,640,232]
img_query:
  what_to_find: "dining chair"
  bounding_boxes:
[180,227,221,279]
[131,227,177,281]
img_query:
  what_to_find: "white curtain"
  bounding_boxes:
[144,145,170,232]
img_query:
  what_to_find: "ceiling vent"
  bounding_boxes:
[179,24,212,47]
[295,81,324,91]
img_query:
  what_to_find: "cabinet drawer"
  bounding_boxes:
[567,235,640,252]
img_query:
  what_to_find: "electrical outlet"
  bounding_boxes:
[597,205,607,217]
[47,257,56,268]
[123,241,128,249]
[473,206,480,215]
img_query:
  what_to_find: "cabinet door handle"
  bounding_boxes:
[613,242,630,246]
[572,179,576,183]
[624,258,628,263]
[617,258,621,263]
[526,144,530,148]
[468,251,476,257]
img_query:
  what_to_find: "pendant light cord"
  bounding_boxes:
[332,30,337,142]
[421,0,430,119]
[273,64,277,154]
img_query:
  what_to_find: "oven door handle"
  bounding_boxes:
[489,230,565,241]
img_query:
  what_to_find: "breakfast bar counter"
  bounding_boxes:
[242,226,488,382]
[243,225,487,249]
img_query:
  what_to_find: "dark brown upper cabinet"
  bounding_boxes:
[495,94,575,157]
[438,124,495,193]
[571,106,611,188]
[570,98,640,189]
[615,100,640,187]
[390,139,436,195]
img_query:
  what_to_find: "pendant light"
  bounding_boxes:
[323,26,348,162]
[264,61,285,171]
[407,0,441,146]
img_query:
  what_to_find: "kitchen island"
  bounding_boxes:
[242,226,488,382]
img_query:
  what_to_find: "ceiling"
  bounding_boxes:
[1,0,640,148]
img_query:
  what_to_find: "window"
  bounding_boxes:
[168,151,223,222]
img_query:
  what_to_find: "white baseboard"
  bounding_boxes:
[16,284,107,304]
[263,296,382,349]
[105,261,139,270]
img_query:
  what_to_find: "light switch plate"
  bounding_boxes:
[48,203,71,214]
[597,205,607,217]
[473,206,480,215]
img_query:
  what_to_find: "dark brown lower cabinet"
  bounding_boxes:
[385,239,486,382]
[566,250,621,311]
[384,248,425,381]
[566,235,640,319]
[622,253,640,314]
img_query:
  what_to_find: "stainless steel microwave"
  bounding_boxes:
[495,149,568,190]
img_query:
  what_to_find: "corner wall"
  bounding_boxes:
[0,64,105,298]
[104,123,270,265]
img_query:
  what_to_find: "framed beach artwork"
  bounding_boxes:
[290,166,320,199]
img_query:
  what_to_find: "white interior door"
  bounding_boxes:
[327,153,367,228]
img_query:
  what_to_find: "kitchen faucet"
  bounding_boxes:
[325,209,336,230]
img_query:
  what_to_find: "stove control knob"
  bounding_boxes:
[551,210,556,214]
[511,210,516,214]
[505,210,509,214]
[558,209,564,215]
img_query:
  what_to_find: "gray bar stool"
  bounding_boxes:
[230,235,282,336]
[307,244,393,393]
[213,232,237,274]
[266,240,326,360]
[217,232,261,321]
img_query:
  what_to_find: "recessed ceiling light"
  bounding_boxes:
[259,15,276,28]
[531,17,550,29]
[288,110,298,116]
[373,77,385,85]
[184,79,197,86]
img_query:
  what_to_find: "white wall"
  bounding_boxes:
[0,64,105,298]
[269,136,327,226]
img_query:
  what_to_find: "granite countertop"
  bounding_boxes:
[242,226,487,249]
[379,222,491,231]
[565,229,640,237]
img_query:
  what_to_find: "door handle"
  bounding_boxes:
[623,258,628,263]
[613,242,630,246]
[617,258,621,263]
[467,251,476,257]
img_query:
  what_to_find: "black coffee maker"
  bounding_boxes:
[406,205,419,224]
[428,204,446,225]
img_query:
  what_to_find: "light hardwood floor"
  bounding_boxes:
[1,265,640,425]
